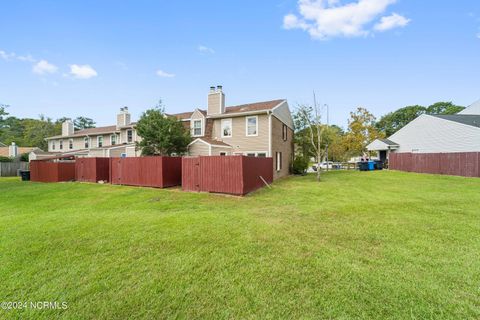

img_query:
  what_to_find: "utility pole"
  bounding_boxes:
[325,104,329,172]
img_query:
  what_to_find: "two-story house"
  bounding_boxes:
[173,86,294,179]
[44,107,140,158]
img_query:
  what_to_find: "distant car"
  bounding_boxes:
[319,161,334,169]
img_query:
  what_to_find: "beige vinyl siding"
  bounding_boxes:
[109,147,126,157]
[211,114,269,154]
[211,146,232,155]
[188,140,210,156]
[271,115,294,180]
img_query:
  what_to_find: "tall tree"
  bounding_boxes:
[74,117,96,130]
[344,107,384,157]
[22,115,61,150]
[426,101,464,115]
[375,105,426,136]
[295,99,325,182]
[135,102,190,156]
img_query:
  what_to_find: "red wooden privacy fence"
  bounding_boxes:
[182,156,273,195]
[30,160,76,182]
[75,158,110,183]
[390,152,480,178]
[110,156,182,188]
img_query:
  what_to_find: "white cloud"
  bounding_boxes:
[0,50,16,60]
[33,60,58,75]
[198,45,215,54]
[283,0,410,39]
[156,69,175,78]
[374,13,410,31]
[69,64,98,79]
[17,55,36,62]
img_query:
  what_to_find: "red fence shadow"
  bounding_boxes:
[182,156,273,195]
[390,152,480,178]
[75,158,110,183]
[30,160,76,182]
[110,156,182,188]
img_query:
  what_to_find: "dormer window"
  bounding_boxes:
[84,137,89,148]
[193,120,202,137]
[97,136,103,148]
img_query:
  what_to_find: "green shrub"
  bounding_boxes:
[292,156,309,175]
[20,153,29,162]
[0,156,13,162]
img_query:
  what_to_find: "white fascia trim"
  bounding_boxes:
[271,99,288,112]
[268,112,272,157]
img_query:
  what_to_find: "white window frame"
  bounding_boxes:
[282,124,288,141]
[51,141,56,150]
[243,151,268,157]
[221,118,233,138]
[59,140,63,150]
[126,129,133,143]
[69,139,73,150]
[245,116,258,137]
[192,119,203,137]
[276,152,282,171]
[110,134,117,146]
[97,136,103,148]
[84,137,90,148]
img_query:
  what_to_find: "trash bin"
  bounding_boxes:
[20,170,30,181]
[358,162,369,171]
[374,160,383,170]
[367,161,375,171]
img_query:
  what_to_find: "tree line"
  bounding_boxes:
[0,104,95,150]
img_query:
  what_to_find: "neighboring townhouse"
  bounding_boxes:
[44,107,140,158]
[172,86,294,179]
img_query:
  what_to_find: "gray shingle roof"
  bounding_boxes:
[432,115,480,128]
[379,138,399,146]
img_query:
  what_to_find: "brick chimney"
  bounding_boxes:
[8,142,18,158]
[62,119,74,136]
[117,107,131,128]
[207,85,225,115]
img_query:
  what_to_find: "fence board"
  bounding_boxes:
[183,156,273,195]
[75,158,110,183]
[390,152,480,178]
[110,157,182,188]
[0,162,29,177]
[30,161,75,182]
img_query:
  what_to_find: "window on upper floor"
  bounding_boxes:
[51,141,56,150]
[246,116,258,136]
[111,134,117,146]
[193,120,202,137]
[69,139,73,149]
[59,140,63,150]
[221,118,232,138]
[84,137,89,148]
[127,129,133,143]
[97,136,103,148]
[282,124,288,141]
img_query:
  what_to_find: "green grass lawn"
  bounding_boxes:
[0,171,479,319]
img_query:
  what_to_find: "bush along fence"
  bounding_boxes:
[389,152,480,178]
[182,156,273,195]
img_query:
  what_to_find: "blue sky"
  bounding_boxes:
[1,0,479,128]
